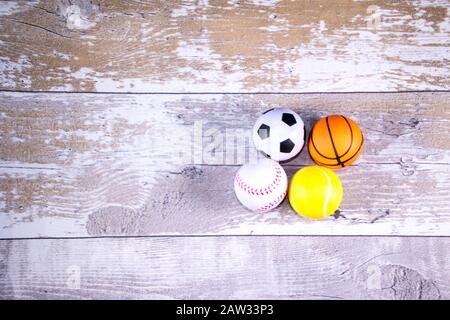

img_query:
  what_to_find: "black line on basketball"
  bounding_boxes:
[326,117,344,167]
[342,135,364,166]
[310,156,343,168]
[307,136,340,166]
[337,115,353,159]
[309,125,341,161]
[308,135,340,165]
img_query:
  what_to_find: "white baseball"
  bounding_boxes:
[234,158,288,213]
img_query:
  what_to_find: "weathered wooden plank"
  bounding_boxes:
[0,236,448,299]
[0,0,449,92]
[0,92,449,238]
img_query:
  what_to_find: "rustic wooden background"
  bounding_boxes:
[1,0,449,299]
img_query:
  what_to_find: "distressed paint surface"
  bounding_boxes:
[0,92,449,238]
[0,0,449,92]
[0,236,449,299]
[1,0,449,301]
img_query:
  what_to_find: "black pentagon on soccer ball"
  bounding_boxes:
[281,113,296,126]
[280,139,295,153]
[258,124,270,140]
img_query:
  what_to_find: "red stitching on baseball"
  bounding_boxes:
[255,190,287,212]
[235,163,283,197]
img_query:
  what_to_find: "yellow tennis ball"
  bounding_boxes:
[288,166,343,219]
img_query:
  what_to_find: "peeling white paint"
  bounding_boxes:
[260,25,290,32]
[439,17,450,32]
[93,5,449,93]
[413,18,436,32]
[52,51,75,61]
[0,2,19,16]
[0,1,449,93]
[319,20,327,32]
[171,5,196,18]
[80,34,97,40]
[0,214,87,238]
[0,193,5,213]
[411,0,450,9]
[0,55,33,89]
[57,66,71,73]
[249,0,280,6]
[71,67,99,80]
[0,1,38,16]
[49,83,75,91]
[64,4,97,30]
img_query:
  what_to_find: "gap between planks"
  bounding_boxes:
[2,234,450,242]
[2,89,450,95]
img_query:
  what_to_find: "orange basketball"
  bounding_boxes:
[308,115,363,168]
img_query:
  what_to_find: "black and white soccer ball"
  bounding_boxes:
[252,108,305,162]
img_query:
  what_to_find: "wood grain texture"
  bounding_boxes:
[0,0,449,93]
[1,91,449,238]
[0,236,449,299]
